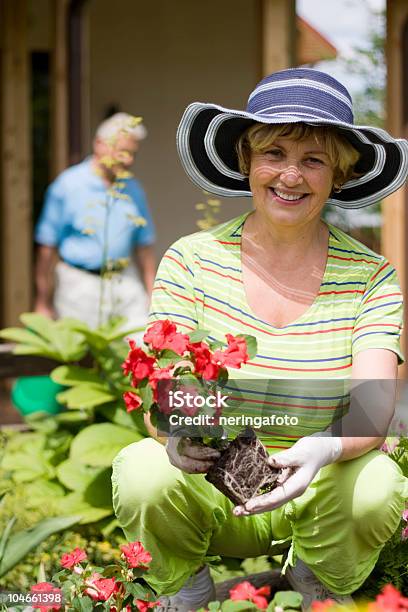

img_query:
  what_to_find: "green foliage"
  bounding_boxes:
[0,314,148,581]
[0,514,80,577]
[267,591,302,611]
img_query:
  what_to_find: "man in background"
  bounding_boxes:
[34,112,156,331]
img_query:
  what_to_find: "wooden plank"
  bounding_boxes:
[0,343,60,378]
[50,0,69,177]
[0,0,32,327]
[261,0,296,76]
[384,0,408,378]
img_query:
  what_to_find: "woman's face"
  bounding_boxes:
[248,135,334,229]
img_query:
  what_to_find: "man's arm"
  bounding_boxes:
[34,244,59,318]
[133,244,156,300]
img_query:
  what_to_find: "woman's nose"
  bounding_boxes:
[279,165,303,186]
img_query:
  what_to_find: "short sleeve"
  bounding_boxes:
[130,182,156,247]
[352,258,404,363]
[34,179,65,246]
[148,239,198,333]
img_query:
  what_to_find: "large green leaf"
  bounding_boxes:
[2,434,55,482]
[0,327,51,350]
[51,365,102,387]
[0,515,80,577]
[83,468,113,508]
[20,312,60,343]
[56,384,117,409]
[221,601,258,612]
[70,423,143,467]
[55,492,112,524]
[56,459,103,491]
[98,403,148,434]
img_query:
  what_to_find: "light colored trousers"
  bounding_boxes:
[54,261,148,338]
[112,438,408,597]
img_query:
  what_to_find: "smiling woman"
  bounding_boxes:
[112,67,408,611]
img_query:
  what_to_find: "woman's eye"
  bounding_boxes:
[306,157,324,165]
[265,149,283,158]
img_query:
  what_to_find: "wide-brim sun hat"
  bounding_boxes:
[176,67,408,209]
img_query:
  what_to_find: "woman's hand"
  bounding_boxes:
[233,435,342,516]
[166,437,221,474]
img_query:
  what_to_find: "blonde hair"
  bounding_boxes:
[236,123,360,188]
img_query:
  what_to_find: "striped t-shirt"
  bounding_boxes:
[149,213,404,450]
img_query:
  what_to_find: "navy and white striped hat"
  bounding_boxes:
[177,68,408,209]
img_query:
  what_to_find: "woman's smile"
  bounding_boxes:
[249,135,334,227]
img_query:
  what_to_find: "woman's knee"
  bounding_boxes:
[112,438,179,526]
[350,452,405,544]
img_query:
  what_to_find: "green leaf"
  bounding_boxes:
[56,384,117,409]
[20,312,59,343]
[125,582,155,599]
[237,334,257,360]
[57,459,103,491]
[55,492,112,524]
[2,434,55,482]
[221,601,258,612]
[71,595,94,612]
[70,423,143,467]
[138,381,154,412]
[98,403,148,434]
[55,410,90,425]
[0,514,80,577]
[0,327,51,350]
[188,329,210,343]
[157,349,183,367]
[83,468,113,508]
[273,591,303,609]
[51,365,102,386]
[208,602,222,612]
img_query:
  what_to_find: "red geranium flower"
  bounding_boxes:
[311,601,337,611]
[144,320,190,355]
[189,342,221,381]
[121,541,152,569]
[123,391,143,413]
[213,334,249,369]
[368,584,408,611]
[135,600,160,612]
[229,581,270,610]
[30,582,62,612]
[122,340,156,384]
[85,574,121,601]
[149,366,173,401]
[144,320,177,350]
[60,547,87,569]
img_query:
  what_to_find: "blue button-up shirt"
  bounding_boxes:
[35,158,156,269]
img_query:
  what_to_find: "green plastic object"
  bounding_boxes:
[11,376,64,416]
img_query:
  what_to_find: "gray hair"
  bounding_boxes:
[95,112,147,142]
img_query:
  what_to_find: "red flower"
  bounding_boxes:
[123,391,143,413]
[144,320,189,355]
[144,320,177,350]
[122,340,156,384]
[30,582,62,612]
[368,584,408,611]
[311,601,336,611]
[149,366,173,401]
[229,581,270,610]
[121,541,152,569]
[189,342,221,381]
[60,547,87,569]
[213,334,249,369]
[85,574,121,601]
[135,600,160,612]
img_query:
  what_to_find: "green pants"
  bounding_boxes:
[112,438,408,596]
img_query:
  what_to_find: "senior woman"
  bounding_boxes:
[112,68,408,610]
